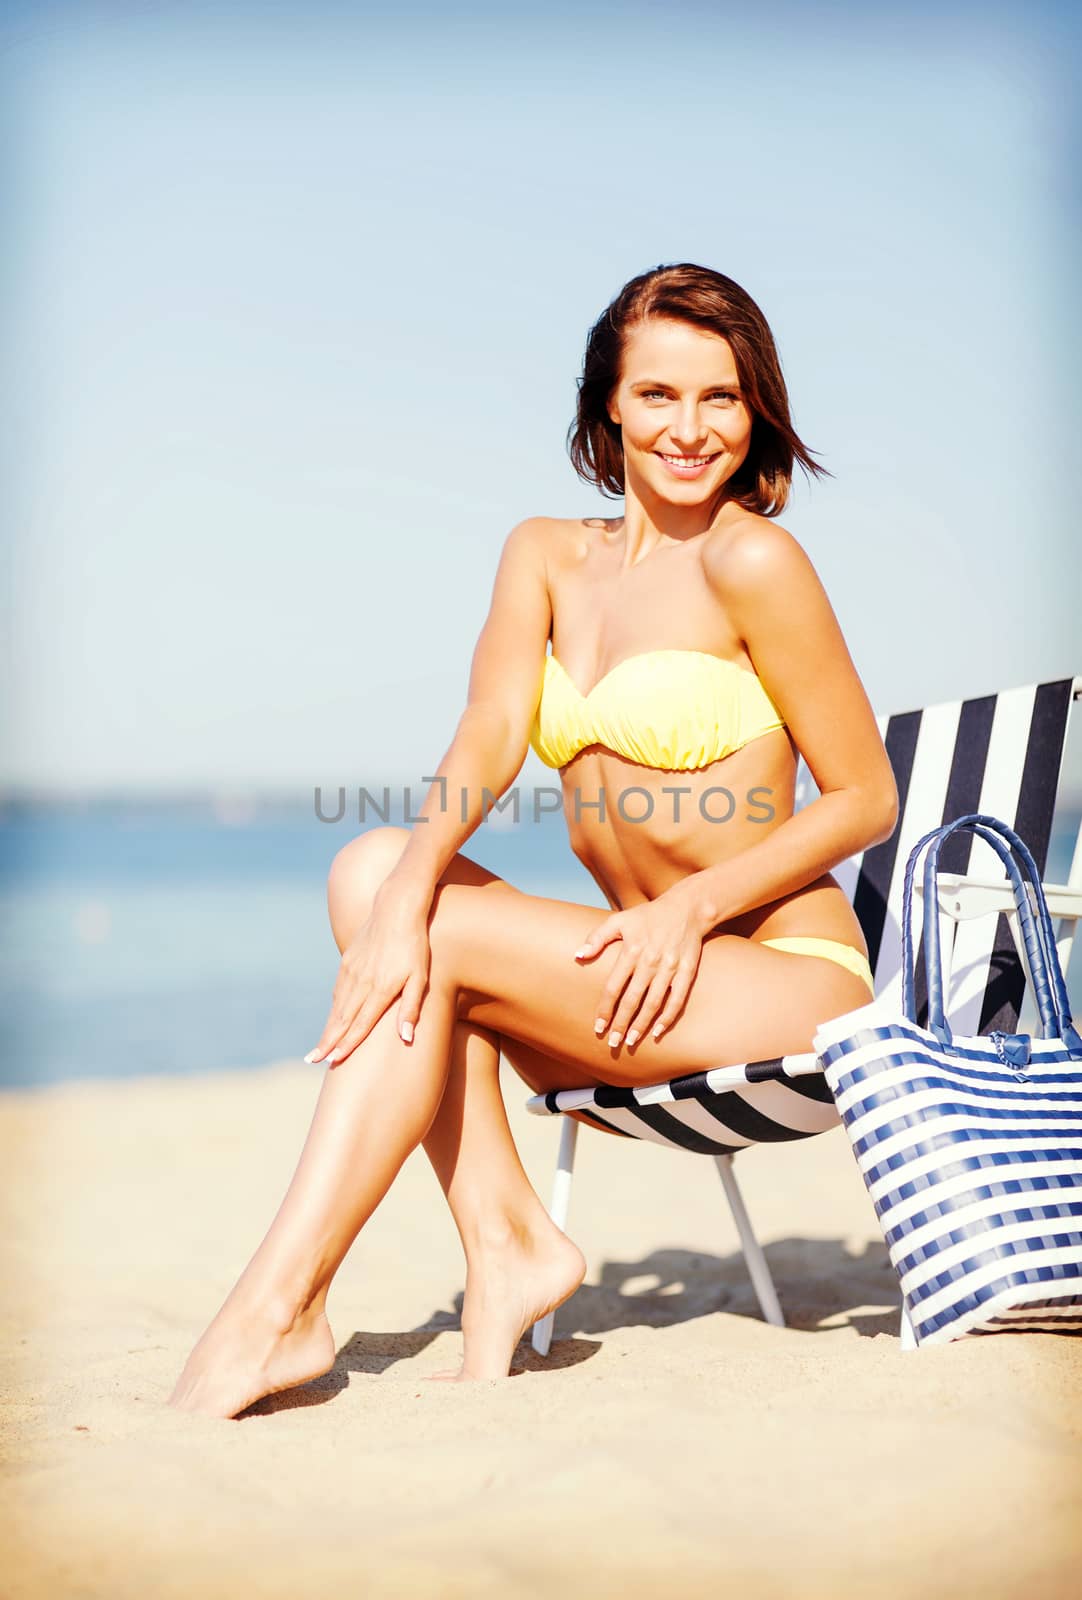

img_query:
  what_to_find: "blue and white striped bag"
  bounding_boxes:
[812,813,1082,1348]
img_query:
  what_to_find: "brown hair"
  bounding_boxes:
[566,262,832,515]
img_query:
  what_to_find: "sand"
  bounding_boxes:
[2,1058,1080,1599]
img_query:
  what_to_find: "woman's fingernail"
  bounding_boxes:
[626,1030,639,1047]
[653,1024,664,1040]
[400,1021,413,1043]
[574,947,588,959]
[325,1051,339,1066]
[608,1030,622,1048]
[304,1050,322,1064]
[594,1019,606,1035]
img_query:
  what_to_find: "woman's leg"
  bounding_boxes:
[166,977,461,1418]
[331,831,588,1382]
[420,1018,585,1382]
[169,831,869,1417]
[167,830,586,1416]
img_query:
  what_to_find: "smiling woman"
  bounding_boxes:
[625,337,748,484]
[168,263,898,1418]
[568,264,832,513]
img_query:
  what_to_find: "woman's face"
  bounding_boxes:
[606,316,754,498]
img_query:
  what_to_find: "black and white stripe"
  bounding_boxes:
[528,1054,840,1154]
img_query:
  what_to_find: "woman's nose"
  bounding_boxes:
[669,404,707,446]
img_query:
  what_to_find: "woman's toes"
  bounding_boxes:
[167,1306,336,1419]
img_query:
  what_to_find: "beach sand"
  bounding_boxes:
[2,1058,1079,1599]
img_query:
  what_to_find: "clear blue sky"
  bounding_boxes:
[2,0,1079,797]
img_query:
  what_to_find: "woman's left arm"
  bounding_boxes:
[687,520,899,932]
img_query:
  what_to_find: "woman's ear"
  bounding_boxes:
[606,394,621,427]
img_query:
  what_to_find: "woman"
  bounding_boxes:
[169,262,898,1418]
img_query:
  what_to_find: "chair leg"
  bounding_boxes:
[899,1300,918,1351]
[713,1154,785,1328]
[531,1117,580,1357]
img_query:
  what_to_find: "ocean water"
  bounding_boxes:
[0,798,602,1089]
[1,797,1079,1089]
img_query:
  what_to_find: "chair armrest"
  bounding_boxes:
[913,874,1082,923]
[913,875,1081,1018]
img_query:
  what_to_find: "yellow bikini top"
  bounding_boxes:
[528,648,787,771]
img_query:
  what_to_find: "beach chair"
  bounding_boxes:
[525,675,1082,1354]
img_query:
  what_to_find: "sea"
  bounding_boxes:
[1,794,1079,1089]
[0,794,601,1089]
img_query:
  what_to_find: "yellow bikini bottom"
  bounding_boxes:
[759,936,875,998]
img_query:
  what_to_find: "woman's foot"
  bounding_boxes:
[426,1218,587,1381]
[167,1295,336,1419]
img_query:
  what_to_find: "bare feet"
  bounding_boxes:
[426,1220,587,1381]
[167,1298,336,1419]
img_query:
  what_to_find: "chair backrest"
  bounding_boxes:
[797,676,1082,1036]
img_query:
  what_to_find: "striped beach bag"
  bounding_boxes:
[812,813,1082,1348]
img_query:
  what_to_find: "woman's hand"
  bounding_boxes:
[304,887,431,1067]
[574,878,709,1049]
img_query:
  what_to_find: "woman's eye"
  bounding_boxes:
[640,389,736,402]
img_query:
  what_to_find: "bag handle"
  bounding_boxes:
[901,812,1082,1056]
[908,815,1063,1041]
[901,817,1052,1037]
[923,816,1080,1048]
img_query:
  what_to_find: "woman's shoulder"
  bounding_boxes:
[530,514,621,535]
[701,510,813,597]
[506,513,604,541]
[508,514,617,566]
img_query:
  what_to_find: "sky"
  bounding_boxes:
[2,0,1080,799]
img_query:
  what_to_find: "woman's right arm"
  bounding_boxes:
[378,515,554,917]
[305,517,554,1064]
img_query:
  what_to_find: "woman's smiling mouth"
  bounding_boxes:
[655,451,721,479]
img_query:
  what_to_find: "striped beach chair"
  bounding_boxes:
[525,675,1082,1354]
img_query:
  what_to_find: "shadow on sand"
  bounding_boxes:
[243,1234,900,1415]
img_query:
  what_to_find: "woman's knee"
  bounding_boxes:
[326,825,411,947]
[327,828,515,957]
